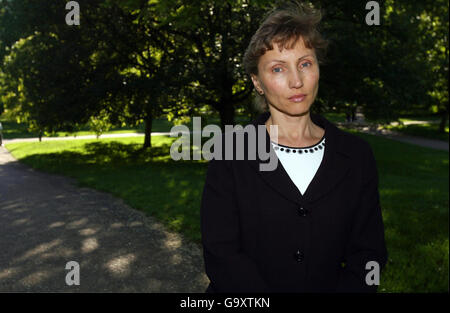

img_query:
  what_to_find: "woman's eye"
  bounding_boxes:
[272,67,283,73]
[300,62,312,69]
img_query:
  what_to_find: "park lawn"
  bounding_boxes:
[5,131,449,293]
[382,122,449,142]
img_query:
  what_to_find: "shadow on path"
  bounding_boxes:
[0,147,209,292]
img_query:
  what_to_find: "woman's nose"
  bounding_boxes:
[289,69,303,89]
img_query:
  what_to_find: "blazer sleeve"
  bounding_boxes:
[336,142,388,293]
[200,158,271,293]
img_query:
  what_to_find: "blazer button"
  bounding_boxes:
[294,250,304,262]
[298,206,309,217]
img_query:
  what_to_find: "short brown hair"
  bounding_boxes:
[243,1,329,111]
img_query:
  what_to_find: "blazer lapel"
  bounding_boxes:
[302,114,352,203]
[248,111,352,205]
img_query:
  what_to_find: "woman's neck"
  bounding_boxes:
[265,110,324,147]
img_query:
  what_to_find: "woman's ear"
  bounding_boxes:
[251,74,264,95]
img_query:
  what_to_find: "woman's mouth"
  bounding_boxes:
[288,94,306,102]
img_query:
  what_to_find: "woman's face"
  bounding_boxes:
[251,37,320,116]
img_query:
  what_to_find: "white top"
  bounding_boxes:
[271,136,326,195]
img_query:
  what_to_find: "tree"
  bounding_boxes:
[316,0,448,126]
[0,0,118,138]
[413,0,449,132]
[83,0,193,148]
[1,0,182,148]
[153,0,274,129]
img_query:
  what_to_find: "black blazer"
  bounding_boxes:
[200,111,388,293]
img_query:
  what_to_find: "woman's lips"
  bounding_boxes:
[288,94,306,102]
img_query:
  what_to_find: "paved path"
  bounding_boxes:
[0,146,209,292]
[2,131,193,144]
[337,123,448,151]
[370,129,448,151]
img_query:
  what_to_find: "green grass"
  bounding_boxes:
[322,112,347,124]
[362,114,449,142]
[345,129,449,292]
[382,122,449,142]
[5,130,448,293]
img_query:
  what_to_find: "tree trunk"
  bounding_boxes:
[219,103,235,131]
[39,130,42,142]
[439,109,448,134]
[143,113,153,149]
[351,106,356,122]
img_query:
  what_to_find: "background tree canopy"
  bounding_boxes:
[0,0,448,147]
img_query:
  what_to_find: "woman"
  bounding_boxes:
[200,2,388,293]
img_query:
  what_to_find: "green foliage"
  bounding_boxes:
[316,0,448,121]
[139,0,276,127]
[88,109,113,138]
[0,0,448,137]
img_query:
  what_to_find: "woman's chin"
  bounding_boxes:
[271,104,310,116]
[272,105,311,117]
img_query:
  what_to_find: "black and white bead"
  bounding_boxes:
[272,138,325,154]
